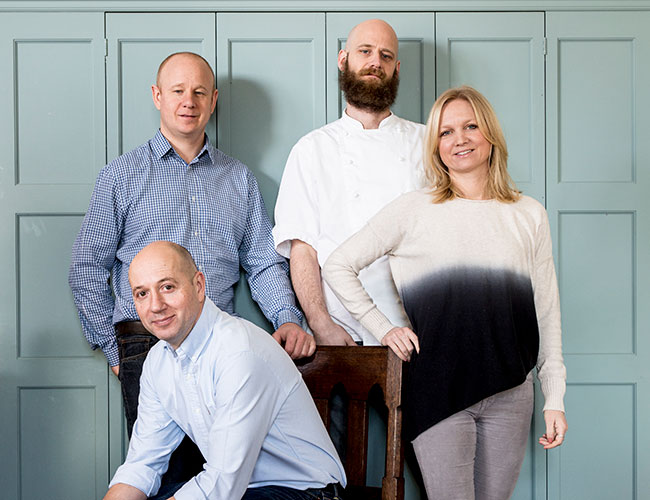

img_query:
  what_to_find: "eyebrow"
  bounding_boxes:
[132,276,178,294]
[356,44,396,57]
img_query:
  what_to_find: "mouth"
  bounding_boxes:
[359,69,385,80]
[455,149,474,157]
[151,315,175,328]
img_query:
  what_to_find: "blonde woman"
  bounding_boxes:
[323,86,567,499]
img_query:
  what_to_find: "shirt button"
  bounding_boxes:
[194,231,198,236]
[353,192,360,199]
[347,159,354,165]
[194,408,200,414]
[198,264,203,270]
[399,156,406,162]
[192,196,196,202]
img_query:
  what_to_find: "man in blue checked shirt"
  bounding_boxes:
[69,52,315,487]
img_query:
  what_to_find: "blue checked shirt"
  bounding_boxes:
[69,131,302,366]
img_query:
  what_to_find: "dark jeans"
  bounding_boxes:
[242,484,345,500]
[149,482,345,500]
[117,326,205,486]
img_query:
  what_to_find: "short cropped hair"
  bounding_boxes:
[423,85,520,203]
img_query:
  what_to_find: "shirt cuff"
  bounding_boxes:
[109,462,160,497]
[102,339,120,367]
[275,308,304,329]
[173,478,208,500]
[271,227,317,259]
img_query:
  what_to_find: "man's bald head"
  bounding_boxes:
[156,52,216,90]
[345,19,399,58]
[130,240,198,282]
[129,241,205,348]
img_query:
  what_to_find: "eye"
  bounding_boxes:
[135,290,147,299]
[360,49,370,54]
[162,284,174,291]
[466,124,478,130]
[381,53,393,60]
[195,91,206,96]
[440,130,451,137]
[173,90,183,94]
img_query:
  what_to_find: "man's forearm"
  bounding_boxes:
[103,483,146,500]
[289,240,334,332]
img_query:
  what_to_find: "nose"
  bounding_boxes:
[455,129,468,145]
[149,291,165,312]
[368,50,382,68]
[181,93,196,108]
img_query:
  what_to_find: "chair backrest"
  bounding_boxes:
[296,346,404,500]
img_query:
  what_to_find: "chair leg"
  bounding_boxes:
[383,406,404,500]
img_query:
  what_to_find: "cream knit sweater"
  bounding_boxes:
[324,189,566,439]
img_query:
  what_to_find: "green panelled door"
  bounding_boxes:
[0,12,108,500]
[546,11,650,500]
[216,12,327,330]
[435,12,547,500]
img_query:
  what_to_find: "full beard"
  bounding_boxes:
[339,60,400,113]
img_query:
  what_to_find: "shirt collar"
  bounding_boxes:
[151,129,216,164]
[169,297,220,363]
[340,109,397,131]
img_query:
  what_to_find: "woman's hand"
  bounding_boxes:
[539,409,567,449]
[381,327,420,361]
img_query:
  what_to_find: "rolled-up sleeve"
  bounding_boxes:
[272,139,321,259]
[109,357,185,496]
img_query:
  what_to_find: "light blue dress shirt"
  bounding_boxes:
[109,298,345,499]
[69,131,303,366]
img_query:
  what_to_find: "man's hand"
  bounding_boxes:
[111,365,119,377]
[381,326,419,362]
[539,409,567,449]
[311,319,357,346]
[272,322,316,359]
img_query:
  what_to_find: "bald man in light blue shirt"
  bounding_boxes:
[105,241,345,500]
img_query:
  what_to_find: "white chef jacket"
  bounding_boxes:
[273,111,426,344]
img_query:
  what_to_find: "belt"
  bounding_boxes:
[309,482,345,498]
[115,320,153,338]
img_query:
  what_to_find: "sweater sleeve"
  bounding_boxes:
[531,205,567,413]
[322,196,409,343]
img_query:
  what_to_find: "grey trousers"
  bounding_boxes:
[412,372,534,500]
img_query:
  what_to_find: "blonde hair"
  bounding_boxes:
[423,85,520,203]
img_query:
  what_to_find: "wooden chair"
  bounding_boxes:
[296,346,405,500]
